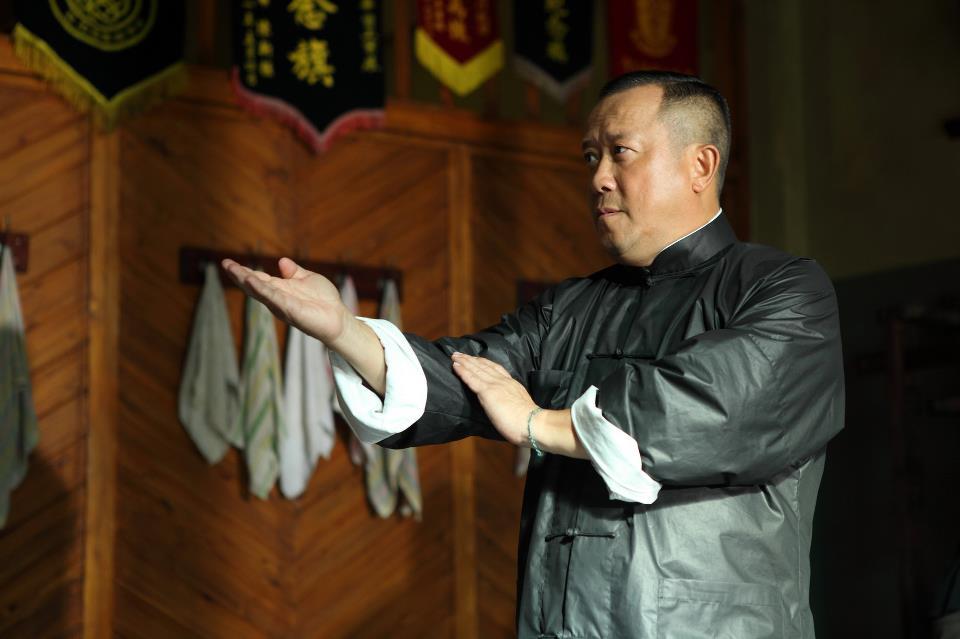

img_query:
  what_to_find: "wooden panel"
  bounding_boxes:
[0,73,89,638]
[294,135,458,639]
[116,96,299,638]
[470,151,610,637]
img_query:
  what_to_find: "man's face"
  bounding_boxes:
[582,85,691,265]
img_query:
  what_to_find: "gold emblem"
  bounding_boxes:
[50,0,157,52]
[630,0,677,59]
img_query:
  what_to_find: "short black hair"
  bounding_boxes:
[598,71,732,192]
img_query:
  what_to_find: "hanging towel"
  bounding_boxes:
[0,244,38,528]
[238,290,285,499]
[334,275,376,466]
[178,263,243,464]
[279,323,336,499]
[364,279,423,520]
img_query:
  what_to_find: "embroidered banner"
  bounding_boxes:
[232,0,385,153]
[12,0,186,130]
[513,0,593,102]
[608,0,698,77]
[415,0,503,96]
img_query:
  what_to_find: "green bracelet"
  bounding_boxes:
[527,407,545,457]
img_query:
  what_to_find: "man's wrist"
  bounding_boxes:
[532,409,588,459]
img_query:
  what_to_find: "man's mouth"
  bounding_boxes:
[596,207,622,219]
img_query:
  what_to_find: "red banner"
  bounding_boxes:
[608,0,698,77]
[415,0,503,96]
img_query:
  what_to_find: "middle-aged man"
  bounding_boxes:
[223,71,845,638]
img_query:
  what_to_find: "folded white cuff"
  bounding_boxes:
[329,317,427,444]
[571,385,661,504]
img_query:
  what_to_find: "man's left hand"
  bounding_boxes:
[450,352,536,447]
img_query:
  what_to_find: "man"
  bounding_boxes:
[223,71,844,638]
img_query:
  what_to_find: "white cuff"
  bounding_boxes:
[571,385,661,504]
[329,317,427,444]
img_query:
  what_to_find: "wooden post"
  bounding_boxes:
[83,129,119,639]
[448,145,478,639]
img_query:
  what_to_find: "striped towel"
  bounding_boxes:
[0,244,38,528]
[365,279,422,520]
[279,323,335,499]
[238,290,285,499]
[334,275,376,466]
[178,263,243,464]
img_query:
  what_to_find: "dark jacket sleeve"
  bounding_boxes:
[377,288,554,448]
[596,258,845,486]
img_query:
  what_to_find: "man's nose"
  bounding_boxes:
[591,157,615,193]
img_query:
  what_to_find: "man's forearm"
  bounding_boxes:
[328,315,387,397]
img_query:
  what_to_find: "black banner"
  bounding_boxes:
[232,0,385,153]
[13,0,186,129]
[513,0,593,101]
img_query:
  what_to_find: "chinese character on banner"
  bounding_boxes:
[231,0,385,153]
[513,0,594,102]
[415,0,503,96]
[607,0,698,77]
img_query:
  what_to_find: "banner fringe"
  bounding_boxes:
[231,68,385,153]
[12,23,186,131]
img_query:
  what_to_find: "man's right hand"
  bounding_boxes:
[221,257,348,345]
[221,256,387,397]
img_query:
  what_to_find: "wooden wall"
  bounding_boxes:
[0,44,90,637]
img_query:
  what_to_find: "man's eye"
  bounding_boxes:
[583,152,598,166]
[613,145,628,154]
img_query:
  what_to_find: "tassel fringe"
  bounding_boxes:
[12,24,186,131]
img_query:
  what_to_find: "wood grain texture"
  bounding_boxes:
[293,134,458,639]
[0,74,90,638]
[84,128,120,639]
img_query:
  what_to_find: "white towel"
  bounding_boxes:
[334,275,376,466]
[0,244,38,528]
[178,263,243,464]
[364,279,423,520]
[279,324,335,499]
[239,290,285,499]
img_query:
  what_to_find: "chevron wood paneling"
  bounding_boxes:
[0,80,89,637]
[116,100,301,639]
[293,136,457,639]
[470,152,611,638]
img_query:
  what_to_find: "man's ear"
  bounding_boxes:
[691,144,720,194]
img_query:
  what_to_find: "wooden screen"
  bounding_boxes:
[0,61,90,636]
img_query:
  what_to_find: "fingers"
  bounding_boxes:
[451,352,513,379]
[451,353,515,394]
[220,259,293,320]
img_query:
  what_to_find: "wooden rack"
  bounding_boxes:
[0,231,29,272]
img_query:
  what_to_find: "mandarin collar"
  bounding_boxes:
[607,212,738,284]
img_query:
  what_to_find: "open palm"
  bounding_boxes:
[221,257,347,345]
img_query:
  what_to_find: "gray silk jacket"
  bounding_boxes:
[380,214,845,638]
